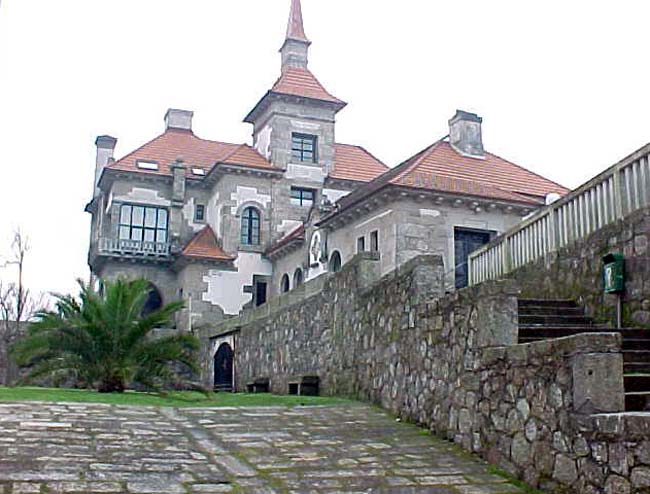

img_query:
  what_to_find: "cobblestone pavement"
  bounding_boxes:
[0,402,527,494]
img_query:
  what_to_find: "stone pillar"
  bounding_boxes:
[170,159,186,252]
[475,280,520,348]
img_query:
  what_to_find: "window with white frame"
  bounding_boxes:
[119,204,168,243]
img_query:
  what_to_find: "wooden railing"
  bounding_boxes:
[98,238,171,258]
[468,142,650,286]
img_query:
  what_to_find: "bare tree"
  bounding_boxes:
[0,230,44,385]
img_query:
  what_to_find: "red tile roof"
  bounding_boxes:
[398,142,569,200]
[286,0,309,43]
[272,67,345,105]
[181,226,234,262]
[106,129,273,178]
[331,143,389,182]
[328,139,570,218]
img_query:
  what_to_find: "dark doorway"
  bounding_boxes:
[255,281,267,306]
[454,228,493,289]
[142,285,163,317]
[214,343,234,392]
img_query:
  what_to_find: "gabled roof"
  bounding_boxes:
[105,129,273,178]
[402,141,569,200]
[271,67,344,106]
[331,143,389,182]
[181,226,234,262]
[265,223,306,257]
[329,139,570,218]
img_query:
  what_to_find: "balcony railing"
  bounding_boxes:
[98,238,171,258]
[468,142,650,286]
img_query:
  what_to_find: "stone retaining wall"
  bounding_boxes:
[513,207,650,327]
[203,253,644,493]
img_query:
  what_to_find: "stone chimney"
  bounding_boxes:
[165,109,194,132]
[449,110,485,158]
[94,135,117,195]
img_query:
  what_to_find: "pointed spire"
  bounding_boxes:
[280,0,311,70]
[286,0,309,43]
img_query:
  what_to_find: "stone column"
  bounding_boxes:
[170,158,187,253]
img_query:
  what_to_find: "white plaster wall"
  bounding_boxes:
[323,188,351,204]
[182,197,205,233]
[255,125,273,160]
[111,187,171,207]
[277,219,303,236]
[285,163,326,183]
[230,186,271,215]
[202,253,273,315]
[328,206,397,276]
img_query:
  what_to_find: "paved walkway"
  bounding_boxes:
[0,402,526,494]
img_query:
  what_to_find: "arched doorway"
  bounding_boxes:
[142,284,163,317]
[214,343,234,392]
[329,251,342,273]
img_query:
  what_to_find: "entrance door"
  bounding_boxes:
[214,343,234,392]
[454,228,493,289]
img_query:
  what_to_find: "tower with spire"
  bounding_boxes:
[245,0,346,174]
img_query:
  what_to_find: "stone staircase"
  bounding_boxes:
[518,299,650,412]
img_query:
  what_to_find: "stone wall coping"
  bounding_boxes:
[480,332,622,367]
[206,253,445,339]
[575,411,650,440]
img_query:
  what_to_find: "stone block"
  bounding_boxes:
[571,352,625,414]
[553,454,578,485]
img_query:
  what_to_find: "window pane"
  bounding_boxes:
[132,206,145,226]
[131,228,143,241]
[119,226,130,240]
[144,208,157,228]
[304,190,314,201]
[144,229,155,242]
[157,209,168,229]
[120,205,132,225]
[157,230,167,243]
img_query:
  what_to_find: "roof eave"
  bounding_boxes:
[244,90,347,124]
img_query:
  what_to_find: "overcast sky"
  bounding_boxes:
[1,0,649,298]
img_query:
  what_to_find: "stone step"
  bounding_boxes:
[624,362,650,374]
[625,392,650,411]
[518,326,608,340]
[519,314,594,325]
[624,374,650,393]
[622,338,650,351]
[518,299,578,308]
[518,306,586,317]
[623,350,650,363]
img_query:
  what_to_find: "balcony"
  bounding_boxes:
[97,238,171,259]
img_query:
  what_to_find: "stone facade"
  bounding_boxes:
[204,253,648,493]
[85,1,565,327]
[511,206,650,328]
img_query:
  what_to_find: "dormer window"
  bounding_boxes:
[292,133,317,163]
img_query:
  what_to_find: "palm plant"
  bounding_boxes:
[11,278,199,393]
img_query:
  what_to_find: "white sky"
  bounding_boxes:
[1,0,649,298]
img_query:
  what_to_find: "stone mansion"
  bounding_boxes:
[85,0,568,330]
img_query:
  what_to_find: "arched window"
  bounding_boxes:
[329,251,342,273]
[293,268,304,287]
[241,207,261,246]
[142,284,163,317]
[280,274,290,293]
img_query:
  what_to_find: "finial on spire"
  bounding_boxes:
[286,0,309,43]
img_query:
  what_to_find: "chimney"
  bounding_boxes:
[448,110,485,158]
[94,135,117,195]
[165,109,194,132]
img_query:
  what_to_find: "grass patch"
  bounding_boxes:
[487,466,545,494]
[0,386,354,408]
